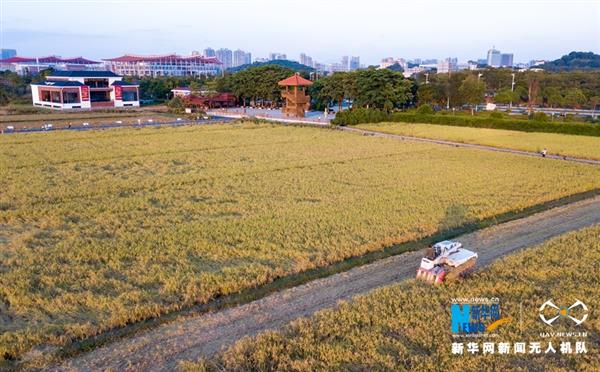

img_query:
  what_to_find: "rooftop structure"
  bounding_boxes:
[31,70,139,110]
[0,55,103,75]
[183,93,237,109]
[278,73,313,117]
[103,54,222,77]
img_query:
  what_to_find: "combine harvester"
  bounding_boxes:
[416,240,478,284]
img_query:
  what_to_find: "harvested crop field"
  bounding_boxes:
[194,223,600,371]
[1,122,600,361]
[357,122,600,160]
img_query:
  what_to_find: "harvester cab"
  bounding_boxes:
[416,240,477,284]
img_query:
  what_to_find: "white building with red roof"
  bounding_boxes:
[103,54,222,77]
[0,55,104,75]
[30,71,139,110]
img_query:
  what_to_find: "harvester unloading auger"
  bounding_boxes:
[416,240,478,284]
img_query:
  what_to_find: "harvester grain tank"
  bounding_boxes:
[416,240,477,284]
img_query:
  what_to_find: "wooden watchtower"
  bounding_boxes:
[278,73,313,117]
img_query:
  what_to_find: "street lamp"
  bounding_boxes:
[510,73,516,109]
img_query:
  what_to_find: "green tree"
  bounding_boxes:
[416,84,436,106]
[189,80,202,94]
[562,88,587,108]
[458,75,485,115]
[353,68,413,111]
[166,96,185,113]
[542,86,562,108]
[494,88,519,105]
[223,65,294,107]
[321,72,353,111]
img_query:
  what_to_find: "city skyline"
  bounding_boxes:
[2,0,598,65]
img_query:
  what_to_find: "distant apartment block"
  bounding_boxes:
[203,47,216,57]
[299,53,313,67]
[104,54,222,77]
[500,53,513,67]
[341,56,349,70]
[31,71,139,110]
[1,49,17,59]
[233,49,252,67]
[216,49,233,69]
[0,55,103,75]
[437,57,458,73]
[487,47,502,67]
[487,47,513,68]
[349,56,360,70]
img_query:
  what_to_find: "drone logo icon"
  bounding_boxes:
[539,300,588,326]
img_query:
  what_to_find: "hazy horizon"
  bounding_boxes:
[1,0,599,65]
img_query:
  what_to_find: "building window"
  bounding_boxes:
[40,90,62,103]
[84,78,109,88]
[122,90,138,102]
[62,91,80,103]
[40,90,52,102]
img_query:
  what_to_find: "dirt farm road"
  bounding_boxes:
[52,195,600,371]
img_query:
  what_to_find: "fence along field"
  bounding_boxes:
[357,122,600,161]
[189,223,600,371]
[1,122,600,361]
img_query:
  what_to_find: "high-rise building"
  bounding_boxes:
[487,47,502,67]
[233,49,252,67]
[203,47,216,57]
[1,49,17,59]
[437,57,458,73]
[299,53,313,67]
[216,48,233,69]
[500,53,513,67]
[349,56,360,70]
[341,56,349,71]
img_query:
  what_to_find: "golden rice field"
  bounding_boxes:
[191,223,600,371]
[1,122,600,360]
[357,122,600,160]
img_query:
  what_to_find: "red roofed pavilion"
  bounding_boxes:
[278,72,313,117]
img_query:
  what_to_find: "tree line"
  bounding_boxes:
[2,65,600,110]
[414,69,600,111]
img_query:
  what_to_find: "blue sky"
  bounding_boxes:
[1,0,598,64]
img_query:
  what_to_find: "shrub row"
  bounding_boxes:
[331,108,600,137]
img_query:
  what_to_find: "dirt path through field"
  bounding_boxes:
[51,195,600,371]
[338,126,600,166]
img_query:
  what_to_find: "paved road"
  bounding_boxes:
[52,195,600,371]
